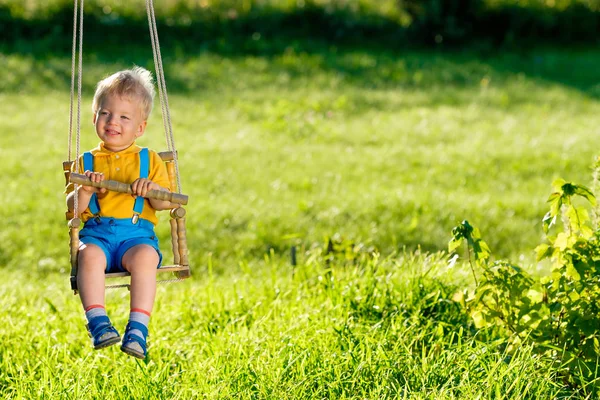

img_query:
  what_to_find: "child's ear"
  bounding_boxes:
[136,121,147,137]
[92,113,97,124]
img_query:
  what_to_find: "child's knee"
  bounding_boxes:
[78,243,107,267]
[122,244,159,267]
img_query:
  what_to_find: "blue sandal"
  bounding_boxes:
[120,321,148,359]
[86,315,121,350]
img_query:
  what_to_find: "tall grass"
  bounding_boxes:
[0,253,575,399]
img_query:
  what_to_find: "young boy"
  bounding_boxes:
[66,67,175,359]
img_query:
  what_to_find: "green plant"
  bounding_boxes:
[535,178,600,383]
[450,164,600,388]
[450,221,539,339]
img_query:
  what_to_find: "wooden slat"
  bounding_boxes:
[105,265,190,279]
[158,151,176,161]
[69,173,189,205]
[166,161,177,192]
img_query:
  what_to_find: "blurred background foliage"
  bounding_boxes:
[1,0,598,52]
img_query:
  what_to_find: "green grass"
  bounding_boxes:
[1,43,600,397]
[0,254,575,399]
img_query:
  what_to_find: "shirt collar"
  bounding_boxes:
[92,142,141,156]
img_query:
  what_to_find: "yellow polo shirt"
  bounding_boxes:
[66,142,171,225]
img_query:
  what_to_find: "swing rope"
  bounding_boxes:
[68,0,85,220]
[145,0,182,194]
[67,0,77,162]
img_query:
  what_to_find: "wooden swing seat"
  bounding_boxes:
[102,265,191,291]
[64,150,191,293]
[106,265,190,279]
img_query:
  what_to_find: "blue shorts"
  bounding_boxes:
[79,217,163,273]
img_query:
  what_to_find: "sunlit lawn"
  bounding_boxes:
[1,43,599,398]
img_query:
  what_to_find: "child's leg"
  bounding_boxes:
[77,243,120,349]
[120,244,159,359]
[77,243,107,308]
[121,244,159,312]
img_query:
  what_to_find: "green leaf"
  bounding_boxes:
[574,185,596,205]
[551,178,567,192]
[581,225,594,239]
[451,290,466,307]
[547,193,563,218]
[554,232,570,251]
[568,290,580,301]
[470,225,482,240]
[448,237,463,253]
[561,182,577,197]
[566,263,581,281]
[471,310,483,328]
[462,220,474,235]
[566,206,590,232]
[473,286,493,304]
[542,211,556,233]
[473,239,491,262]
[535,243,551,261]
[539,275,551,285]
[574,317,596,336]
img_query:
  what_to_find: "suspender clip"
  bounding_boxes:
[132,213,140,224]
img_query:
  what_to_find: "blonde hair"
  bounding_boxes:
[92,66,155,120]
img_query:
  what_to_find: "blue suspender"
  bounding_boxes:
[83,152,101,216]
[132,148,149,224]
[82,148,150,224]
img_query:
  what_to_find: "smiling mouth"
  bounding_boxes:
[105,129,120,136]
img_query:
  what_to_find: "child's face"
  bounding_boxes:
[93,94,147,152]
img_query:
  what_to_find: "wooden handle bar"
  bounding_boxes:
[69,173,189,205]
[157,151,176,161]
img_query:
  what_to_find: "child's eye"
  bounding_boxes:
[100,111,109,115]
[121,116,129,120]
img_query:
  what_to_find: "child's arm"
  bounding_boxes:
[131,178,178,210]
[66,171,107,215]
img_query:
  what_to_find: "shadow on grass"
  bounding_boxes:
[1,4,599,100]
[3,40,599,105]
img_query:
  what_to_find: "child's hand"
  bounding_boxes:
[82,170,107,194]
[131,178,161,199]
